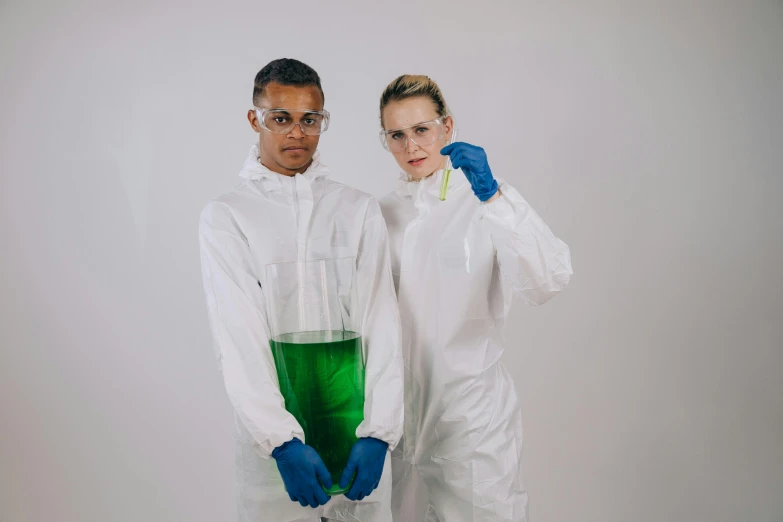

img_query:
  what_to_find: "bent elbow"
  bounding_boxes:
[522,267,572,306]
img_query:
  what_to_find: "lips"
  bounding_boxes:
[284,146,307,152]
[408,158,426,166]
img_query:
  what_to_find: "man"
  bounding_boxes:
[199,58,404,522]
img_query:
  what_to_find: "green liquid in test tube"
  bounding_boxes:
[439,129,459,201]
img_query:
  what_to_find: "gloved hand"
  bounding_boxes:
[440,142,499,202]
[339,437,389,501]
[272,438,332,508]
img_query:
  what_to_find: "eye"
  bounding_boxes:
[303,118,317,126]
[416,127,429,134]
[273,116,289,124]
[391,132,404,140]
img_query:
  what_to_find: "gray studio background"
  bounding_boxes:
[1,1,782,521]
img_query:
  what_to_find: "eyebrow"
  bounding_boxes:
[266,108,321,115]
[386,121,432,134]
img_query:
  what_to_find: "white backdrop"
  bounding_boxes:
[1,1,782,521]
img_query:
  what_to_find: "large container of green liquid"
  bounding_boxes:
[265,258,364,496]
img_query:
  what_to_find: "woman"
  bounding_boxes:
[377,75,573,522]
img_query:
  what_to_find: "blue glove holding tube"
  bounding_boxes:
[440,142,499,202]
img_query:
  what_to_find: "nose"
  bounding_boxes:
[405,136,421,153]
[287,123,306,139]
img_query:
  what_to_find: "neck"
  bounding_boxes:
[259,157,313,177]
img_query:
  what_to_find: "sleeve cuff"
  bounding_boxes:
[480,182,531,229]
[355,423,402,451]
[257,428,306,459]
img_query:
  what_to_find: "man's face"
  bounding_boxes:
[247,82,324,176]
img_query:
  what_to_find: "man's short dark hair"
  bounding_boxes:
[252,58,324,106]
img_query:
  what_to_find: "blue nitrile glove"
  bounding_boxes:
[339,437,389,501]
[272,438,332,508]
[440,142,499,201]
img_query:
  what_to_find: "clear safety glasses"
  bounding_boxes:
[379,118,446,152]
[253,107,331,135]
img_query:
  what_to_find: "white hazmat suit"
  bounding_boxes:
[199,144,404,522]
[380,169,572,522]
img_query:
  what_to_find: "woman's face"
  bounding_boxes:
[381,96,453,180]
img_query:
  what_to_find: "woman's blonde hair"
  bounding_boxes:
[379,75,450,127]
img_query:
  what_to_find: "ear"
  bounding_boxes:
[248,109,262,133]
[443,116,455,141]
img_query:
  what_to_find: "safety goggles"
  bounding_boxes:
[379,118,446,152]
[253,107,331,135]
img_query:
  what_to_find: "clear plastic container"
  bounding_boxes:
[265,258,364,495]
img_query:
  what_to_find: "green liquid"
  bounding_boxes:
[270,330,365,496]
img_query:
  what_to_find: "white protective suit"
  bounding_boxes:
[199,144,404,522]
[379,168,572,522]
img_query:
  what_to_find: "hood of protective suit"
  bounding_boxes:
[394,167,469,200]
[239,143,330,187]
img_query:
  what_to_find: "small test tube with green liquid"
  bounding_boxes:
[439,128,459,201]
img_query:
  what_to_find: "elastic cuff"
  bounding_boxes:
[271,437,301,459]
[475,179,499,202]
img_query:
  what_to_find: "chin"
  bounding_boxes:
[283,158,313,170]
[403,164,436,180]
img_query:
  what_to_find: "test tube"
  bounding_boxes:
[439,129,458,201]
